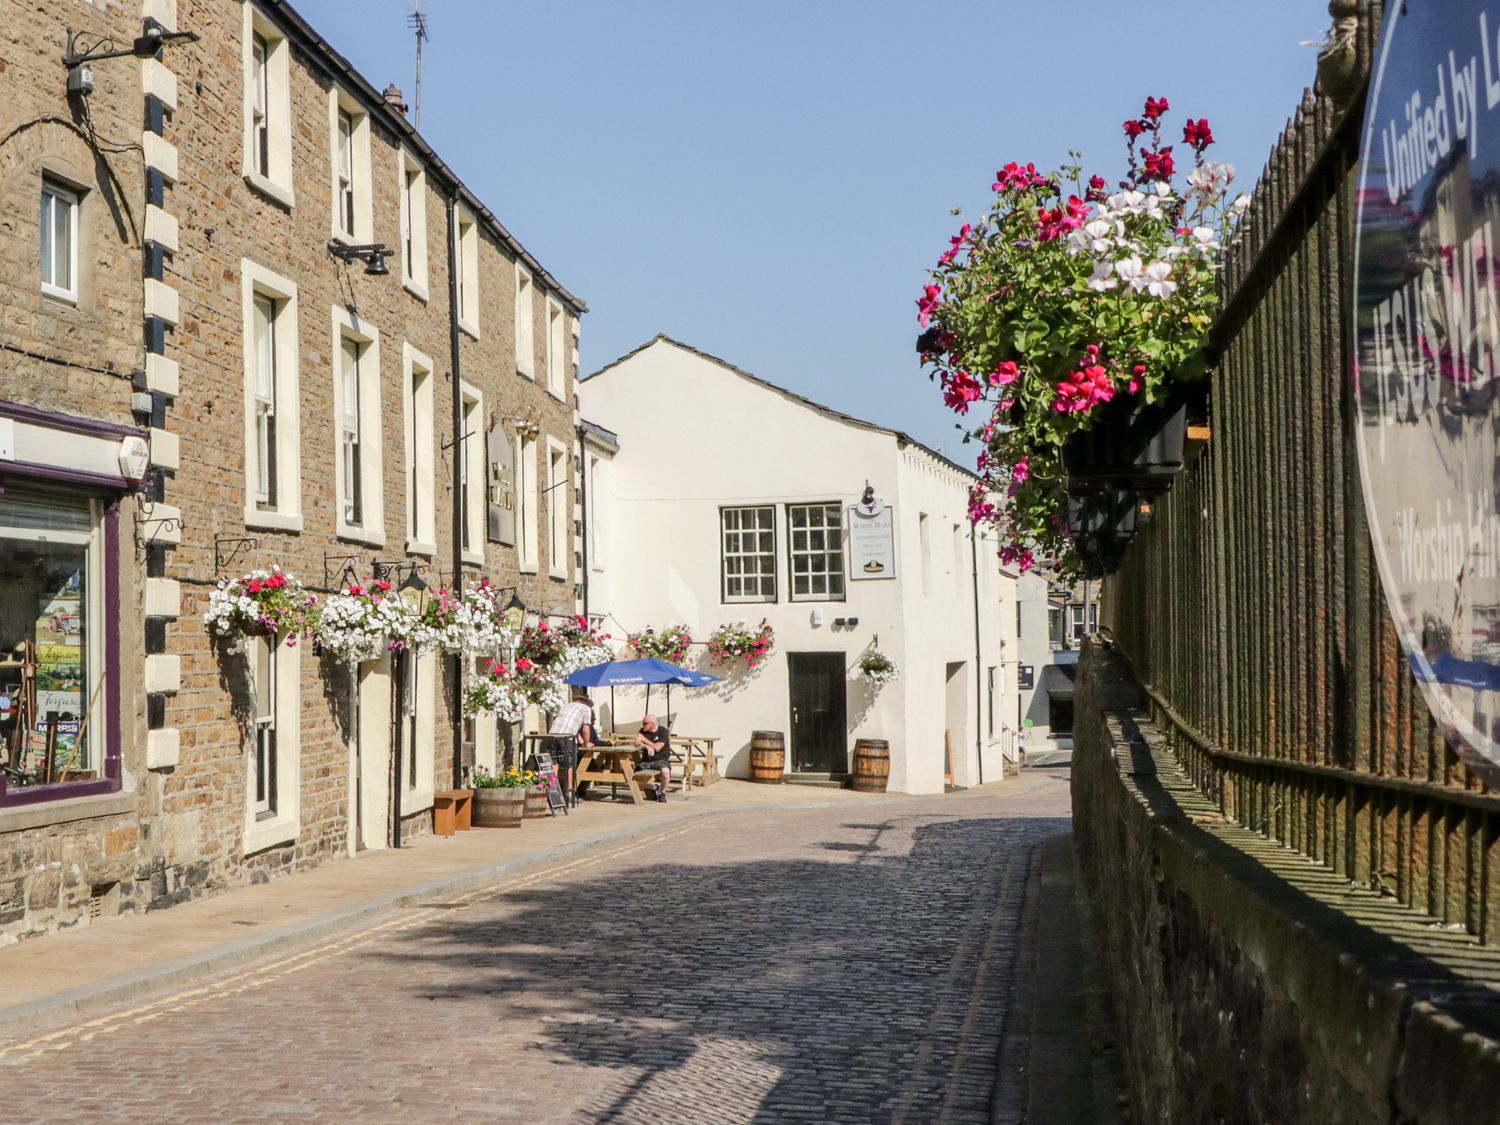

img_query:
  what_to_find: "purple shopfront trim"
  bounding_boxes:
[0,478,128,808]
[0,400,141,440]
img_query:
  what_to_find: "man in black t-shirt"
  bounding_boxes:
[633,713,671,802]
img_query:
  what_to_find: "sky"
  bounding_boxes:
[292,0,1331,460]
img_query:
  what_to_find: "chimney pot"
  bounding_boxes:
[382,84,408,116]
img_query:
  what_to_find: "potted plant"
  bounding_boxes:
[629,624,693,665]
[315,578,421,663]
[707,620,775,669]
[858,651,899,687]
[203,567,317,653]
[463,658,528,723]
[470,765,535,828]
[414,579,513,656]
[916,96,1245,574]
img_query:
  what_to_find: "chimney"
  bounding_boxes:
[382,84,409,116]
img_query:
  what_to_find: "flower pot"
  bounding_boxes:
[472,788,526,828]
[1062,393,1188,497]
[1065,491,1139,543]
[1073,534,1130,579]
[523,786,551,819]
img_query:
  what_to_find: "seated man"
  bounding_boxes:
[633,713,672,803]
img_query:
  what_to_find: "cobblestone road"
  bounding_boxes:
[0,775,1070,1124]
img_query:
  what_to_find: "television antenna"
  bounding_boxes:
[407,1,430,128]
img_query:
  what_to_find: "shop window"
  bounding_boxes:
[787,503,845,602]
[40,179,79,302]
[721,506,776,603]
[0,491,105,797]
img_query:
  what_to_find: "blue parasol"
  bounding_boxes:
[564,658,720,732]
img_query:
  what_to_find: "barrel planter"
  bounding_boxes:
[749,731,785,783]
[851,739,891,793]
[473,788,526,828]
[523,786,551,820]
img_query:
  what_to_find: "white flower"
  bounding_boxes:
[1086,261,1118,292]
[1187,226,1220,255]
[1233,194,1250,213]
[1115,255,1145,292]
[1080,218,1119,255]
[1187,161,1236,199]
[1108,190,1146,216]
[1143,261,1177,298]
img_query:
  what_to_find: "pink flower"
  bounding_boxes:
[1053,364,1116,414]
[990,361,1019,386]
[1013,457,1030,482]
[942,370,983,414]
[938,223,973,265]
[916,283,942,327]
[993,161,1046,192]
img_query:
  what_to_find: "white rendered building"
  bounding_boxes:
[578,336,1024,793]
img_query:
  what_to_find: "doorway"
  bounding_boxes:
[788,652,848,773]
[353,656,392,852]
[945,660,968,787]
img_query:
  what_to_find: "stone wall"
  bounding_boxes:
[1073,640,1500,1124]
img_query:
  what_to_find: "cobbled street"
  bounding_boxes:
[0,775,1071,1124]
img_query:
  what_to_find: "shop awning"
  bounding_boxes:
[1042,665,1076,699]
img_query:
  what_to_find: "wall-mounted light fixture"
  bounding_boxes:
[63,21,199,97]
[327,239,391,276]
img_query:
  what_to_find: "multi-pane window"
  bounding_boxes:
[336,108,355,237]
[787,503,845,601]
[516,431,538,570]
[546,299,565,398]
[460,390,483,557]
[40,180,78,301]
[547,444,568,576]
[455,207,478,335]
[252,293,279,509]
[1067,603,1097,642]
[250,33,269,178]
[515,267,534,375]
[404,347,434,551]
[250,635,277,818]
[399,155,428,293]
[339,336,363,525]
[721,506,776,603]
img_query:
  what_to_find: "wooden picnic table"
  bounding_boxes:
[577,745,654,804]
[672,735,722,788]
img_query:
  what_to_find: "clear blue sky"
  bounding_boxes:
[293,0,1329,456]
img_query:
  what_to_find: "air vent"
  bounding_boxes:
[89,882,118,921]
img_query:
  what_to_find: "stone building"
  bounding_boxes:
[0,0,584,944]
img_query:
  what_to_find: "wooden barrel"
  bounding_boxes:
[523,787,551,819]
[852,739,891,793]
[749,731,785,783]
[473,788,526,828]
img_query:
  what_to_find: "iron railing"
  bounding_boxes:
[1103,0,1500,944]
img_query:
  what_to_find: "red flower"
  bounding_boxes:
[1143,95,1169,120]
[942,370,983,414]
[267,573,286,589]
[916,283,942,327]
[1141,147,1175,182]
[1123,119,1148,140]
[347,584,364,596]
[1182,117,1213,149]
[990,361,1019,386]
[374,579,392,592]
[246,579,263,594]
[938,223,972,266]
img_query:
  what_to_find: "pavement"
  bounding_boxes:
[0,769,1113,1123]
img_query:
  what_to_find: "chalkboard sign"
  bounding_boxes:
[525,751,569,815]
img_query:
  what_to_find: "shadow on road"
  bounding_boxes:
[376,808,1070,1123]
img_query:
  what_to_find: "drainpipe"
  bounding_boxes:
[577,426,589,619]
[971,528,984,786]
[446,193,466,791]
[391,655,404,849]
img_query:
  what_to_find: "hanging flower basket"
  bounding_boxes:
[858,651,899,687]
[707,620,775,669]
[414,580,514,656]
[629,624,693,665]
[315,579,421,663]
[464,658,528,722]
[203,567,317,653]
[1061,392,1189,497]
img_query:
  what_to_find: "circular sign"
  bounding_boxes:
[1355,1,1500,764]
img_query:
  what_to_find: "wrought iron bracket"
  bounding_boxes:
[214,537,259,575]
[324,553,360,591]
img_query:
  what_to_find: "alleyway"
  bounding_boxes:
[0,776,1073,1124]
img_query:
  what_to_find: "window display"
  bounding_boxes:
[0,491,101,789]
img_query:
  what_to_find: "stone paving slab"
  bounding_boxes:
[0,776,1062,1040]
[0,774,1074,1123]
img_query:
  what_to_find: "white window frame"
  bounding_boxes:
[250,634,277,817]
[514,264,534,377]
[460,383,484,566]
[515,430,538,573]
[402,343,435,555]
[243,634,301,854]
[39,179,79,302]
[721,505,777,604]
[455,205,479,338]
[586,452,605,574]
[332,305,383,546]
[241,260,302,531]
[787,502,846,603]
[241,6,294,208]
[546,437,569,580]
[545,296,565,400]
[398,650,436,814]
[328,89,372,244]
[398,150,429,301]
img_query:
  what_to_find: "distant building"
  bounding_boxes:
[579,336,1023,793]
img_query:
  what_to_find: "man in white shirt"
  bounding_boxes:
[547,690,598,803]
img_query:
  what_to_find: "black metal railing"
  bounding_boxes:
[1103,0,1500,944]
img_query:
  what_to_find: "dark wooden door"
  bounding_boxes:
[788,652,847,773]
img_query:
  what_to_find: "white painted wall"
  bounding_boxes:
[579,337,1017,794]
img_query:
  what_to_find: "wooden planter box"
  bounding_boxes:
[472,788,526,828]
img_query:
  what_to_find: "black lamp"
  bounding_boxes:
[502,592,527,631]
[327,240,392,276]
